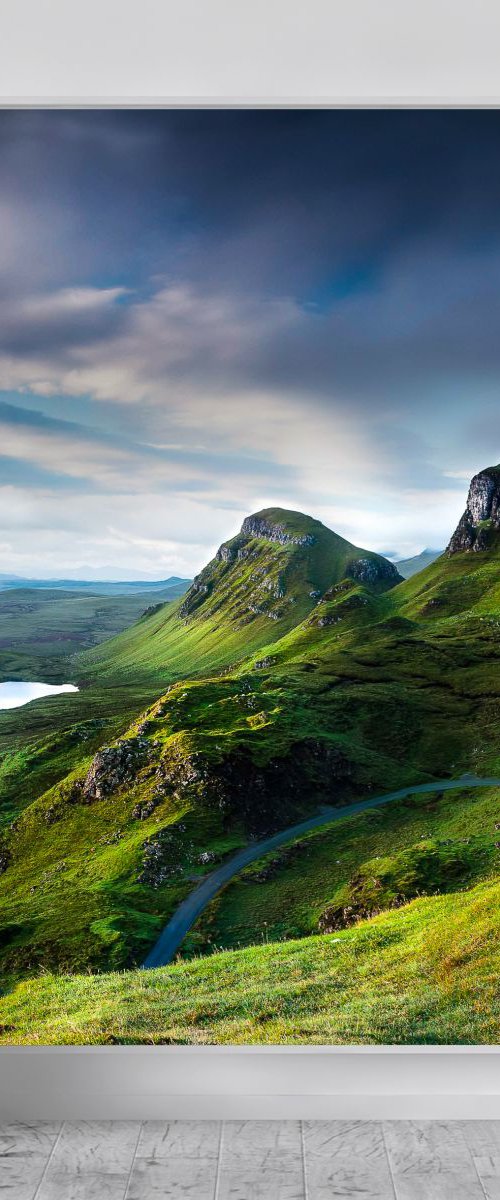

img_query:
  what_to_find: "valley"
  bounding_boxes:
[0,578,190,686]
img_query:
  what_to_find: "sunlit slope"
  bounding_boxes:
[396,540,500,621]
[4,495,500,979]
[1,875,498,1044]
[0,509,402,829]
[80,508,400,683]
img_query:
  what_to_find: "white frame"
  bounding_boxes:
[1,0,500,1119]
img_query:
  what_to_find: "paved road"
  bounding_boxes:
[142,773,500,968]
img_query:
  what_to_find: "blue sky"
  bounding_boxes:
[0,109,499,578]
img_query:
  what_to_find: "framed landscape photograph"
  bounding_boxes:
[0,105,499,1064]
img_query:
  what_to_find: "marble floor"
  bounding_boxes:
[1,1119,499,1199]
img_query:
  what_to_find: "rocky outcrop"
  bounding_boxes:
[139,828,186,887]
[447,466,500,553]
[216,542,239,563]
[179,575,212,618]
[83,737,152,801]
[241,514,315,547]
[159,740,353,836]
[141,602,165,620]
[345,556,402,585]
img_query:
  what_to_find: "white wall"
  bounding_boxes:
[0,1047,499,1120]
[0,0,499,104]
[1,0,499,1118]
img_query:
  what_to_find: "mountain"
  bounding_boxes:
[1,480,500,1044]
[394,548,443,578]
[183,508,401,613]
[81,507,401,684]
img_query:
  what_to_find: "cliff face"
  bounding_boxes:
[240,513,316,548]
[344,555,400,585]
[447,466,500,553]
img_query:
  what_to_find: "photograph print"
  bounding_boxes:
[0,109,499,1045]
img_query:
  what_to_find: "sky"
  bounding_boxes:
[0,109,500,579]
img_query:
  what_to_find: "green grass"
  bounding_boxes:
[2,520,500,984]
[186,786,500,955]
[0,586,165,684]
[1,876,499,1044]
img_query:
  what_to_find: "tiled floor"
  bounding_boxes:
[1,1120,499,1198]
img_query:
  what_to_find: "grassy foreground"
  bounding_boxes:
[1,877,499,1045]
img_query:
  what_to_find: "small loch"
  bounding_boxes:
[0,681,79,710]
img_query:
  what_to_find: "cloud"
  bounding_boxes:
[0,110,498,574]
[0,396,302,506]
[0,485,248,579]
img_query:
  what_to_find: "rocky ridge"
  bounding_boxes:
[448,465,500,553]
[345,555,400,585]
[240,513,316,547]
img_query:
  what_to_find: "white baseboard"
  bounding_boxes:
[1,1046,499,1120]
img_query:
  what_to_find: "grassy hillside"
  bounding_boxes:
[1,875,498,1044]
[2,486,500,1043]
[80,508,400,685]
[185,784,500,956]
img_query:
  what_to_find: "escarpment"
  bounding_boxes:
[448,465,500,553]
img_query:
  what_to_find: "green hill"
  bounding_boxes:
[79,508,401,685]
[1,476,500,1043]
[0,508,400,806]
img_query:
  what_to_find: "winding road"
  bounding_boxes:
[142,773,500,968]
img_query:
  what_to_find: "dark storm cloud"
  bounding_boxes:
[0,109,499,409]
[2,109,500,292]
[0,109,499,573]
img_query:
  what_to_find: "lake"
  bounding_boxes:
[0,682,79,710]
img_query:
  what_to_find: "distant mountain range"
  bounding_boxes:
[393,548,443,578]
[0,575,191,597]
[0,547,441,593]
